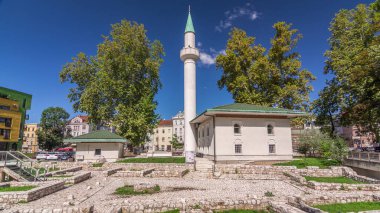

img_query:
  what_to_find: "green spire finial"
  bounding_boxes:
[185,6,195,33]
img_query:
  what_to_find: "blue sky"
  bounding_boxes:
[0,0,373,123]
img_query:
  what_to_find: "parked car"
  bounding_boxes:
[36,152,49,160]
[46,152,60,160]
[58,153,72,161]
[375,146,380,152]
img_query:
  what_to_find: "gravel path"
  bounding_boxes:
[7,172,305,212]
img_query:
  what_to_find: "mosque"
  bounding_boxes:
[180,8,305,163]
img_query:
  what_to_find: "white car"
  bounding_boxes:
[46,153,59,160]
[36,152,49,160]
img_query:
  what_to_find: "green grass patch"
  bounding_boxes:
[162,209,180,213]
[313,202,380,213]
[114,185,160,196]
[215,210,268,213]
[304,176,365,184]
[117,157,185,164]
[92,163,104,167]
[0,186,36,192]
[273,157,340,169]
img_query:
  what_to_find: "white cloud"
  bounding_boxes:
[199,48,226,66]
[215,3,259,32]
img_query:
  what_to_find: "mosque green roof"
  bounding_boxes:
[63,130,127,143]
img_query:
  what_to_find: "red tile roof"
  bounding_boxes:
[159,119,173,126]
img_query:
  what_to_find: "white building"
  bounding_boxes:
[172,111,185,143]
[64,130,126,162]
[66,115,91,137]
[190,103,305,163]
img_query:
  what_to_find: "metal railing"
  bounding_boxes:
[347,151,380,162]
[0,151,41,181]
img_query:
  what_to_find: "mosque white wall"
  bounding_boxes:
[196,116,293,162]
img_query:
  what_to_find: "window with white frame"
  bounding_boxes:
[267,124,274,135]
[269,144,276,153]
[233,123,241,134]
[235,144,242,154]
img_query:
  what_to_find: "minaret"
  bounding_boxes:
[180,6,199,163]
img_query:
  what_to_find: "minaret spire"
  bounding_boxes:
[180,7,199,163]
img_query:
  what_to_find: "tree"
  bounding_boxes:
[60,20,164,146]
[37,107,70,150]
[216,22,315,111]
[312,79,342,138]
[169,135,183,151]
[323,0,380,142]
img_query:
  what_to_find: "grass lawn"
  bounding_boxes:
[117,157,185,164]
[273,157,340,169]
[92,163,104,167]
[313,202,380,213]
[0,186,36,192]
[304,176,365,184]
[162,209,180,213]
[216,210,268,213]
[114,185,160,196]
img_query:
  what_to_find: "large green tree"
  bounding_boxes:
[60,20,164,146]
[216,22,315,111]
[321,0,380,141]
[37,107,70,150]
[312,79,342,138]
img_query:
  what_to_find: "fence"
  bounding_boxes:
[347,151,380,162]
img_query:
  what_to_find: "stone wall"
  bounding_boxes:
[103,167,123,177]
[146,168,190,178]
[0,181,65,204]
[10,205,94,213]
[214,165,344,177]
[342,167,380,184]
[113,168,155,177]
[307,181,380,191]
[111,198,268,213]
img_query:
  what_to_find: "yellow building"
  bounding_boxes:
[22,123,39,153]
[0,87,32,151]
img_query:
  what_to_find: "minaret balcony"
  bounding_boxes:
[180,47,200,61]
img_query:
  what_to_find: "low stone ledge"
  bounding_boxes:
[42,166,83,177]
[145,168,189,178]
[102,167,123,176]
[113,168,155,177]
[117,198,269,213]
[342,167,380,184]
[283,172,307,184]
[307,181,380,191]
[269,201,306,213]
[0,181,65,204]
[69,171,91,184]
[11,205,94,213]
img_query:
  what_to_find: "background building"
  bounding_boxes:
[172,111,185,143]
[150,120,173,152]
[0,87,32,150]
[22,123,39,153]
[66,115,91,137]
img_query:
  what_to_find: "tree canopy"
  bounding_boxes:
[314,0,380,142]
[216,22,315,111]
[60,20,164,146]
[37,107,70,150]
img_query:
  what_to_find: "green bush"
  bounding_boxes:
[117,157,185,164]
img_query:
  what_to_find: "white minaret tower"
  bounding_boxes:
[180,6,199,163]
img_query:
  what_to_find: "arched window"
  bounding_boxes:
[234,124,241,134]
[267,124,274,135]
